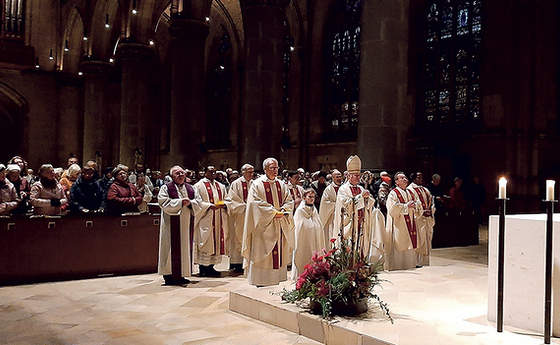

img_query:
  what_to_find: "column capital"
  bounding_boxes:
[80,60,114,75]
[169,18,209,39]
[240,0,289,9]
[116,43,155,61]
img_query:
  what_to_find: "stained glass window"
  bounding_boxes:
[421,0,482,124]
[2,0,25,41]
[327,0,361,138]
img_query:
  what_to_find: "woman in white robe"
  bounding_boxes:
[291,189,325,280]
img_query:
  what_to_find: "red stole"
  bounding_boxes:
[349,185,364,220]
[413,186,431,212]
[289,185,301,199]
[263,180,284,269]
[241,180,248,202]
[204,181,225,255]
[394,188,418,249]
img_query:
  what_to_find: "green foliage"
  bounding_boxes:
[280,238,392,322]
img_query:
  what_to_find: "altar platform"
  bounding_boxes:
[230,231,559,345]
[1,226,558,344]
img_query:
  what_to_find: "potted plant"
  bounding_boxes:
[281,237,392,320]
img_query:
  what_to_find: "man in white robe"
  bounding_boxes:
[292,189,324,280]
[226,163,254,274]
[385,171,423,271]
[193,166,231,277]
[333,156,385,264]
[319,169,342,247]
[287,171,305,212]
[157,165,201,285]
[242,157,295,286]
[407,172,435,267]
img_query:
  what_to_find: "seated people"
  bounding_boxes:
[69,165,106,213]
[106,164,142,215]
[6,163,31,214]
[30,164,68,215]
[0,164,19,215]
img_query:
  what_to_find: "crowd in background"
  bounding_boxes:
[0,154,486,222]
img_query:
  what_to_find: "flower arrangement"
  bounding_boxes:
[281,237,392,321]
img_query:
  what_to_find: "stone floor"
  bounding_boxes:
[0,226,557,344]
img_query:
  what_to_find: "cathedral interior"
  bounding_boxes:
[1,0,559,214]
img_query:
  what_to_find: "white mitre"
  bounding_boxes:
[346,155,361,174]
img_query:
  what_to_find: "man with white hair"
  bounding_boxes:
[226,163,254,274]
[157,165,201,285]
[319,169,343,247]
[385,171,421,271]
[333,156,385,263]
[242,157,295,286]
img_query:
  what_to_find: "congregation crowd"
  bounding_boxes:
[0,153,486,287]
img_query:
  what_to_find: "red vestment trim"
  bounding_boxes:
[349,185,365,220]
[242,181,248,202]
[289,186,301,200]
[203,181,225,255]
[263,180,284,268]
[394,188,418,249]
[414,187,428,210]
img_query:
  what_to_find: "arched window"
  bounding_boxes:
[2,0,25,41]
[326,0,361,141]
[206,28,233,149]
[421,0,482,125]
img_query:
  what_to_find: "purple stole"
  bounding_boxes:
[166,181,194,279]
[394,188,418,249]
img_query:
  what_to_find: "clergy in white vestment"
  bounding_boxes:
[333,156,385,264]
[287,170,305,212]
[242,157,295,286]
[291,189,325,280]
[226,163,254,274]
[157,165,202,285]
[407,172,435,267]
[193,166,231,277]
[385,171,423,271]
[319,169,343,248]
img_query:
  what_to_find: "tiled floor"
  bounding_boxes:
[0,226,557,344]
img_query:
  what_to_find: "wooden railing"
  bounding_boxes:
[0,213,160,286]
[432,209,480,248]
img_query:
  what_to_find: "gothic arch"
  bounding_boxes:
[90,0,122,61]
[61,7,85,74]
[0,82,29,162]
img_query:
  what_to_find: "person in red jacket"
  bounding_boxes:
[106,164,142,215]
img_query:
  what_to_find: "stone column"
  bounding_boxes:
[357,0,412,171]
[240,0,289,167]
[167,17,209,170]
[81,61,115,169]
[116,43,155,168]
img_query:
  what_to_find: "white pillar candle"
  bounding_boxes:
[546,180,555,201]
[498,177,507,199]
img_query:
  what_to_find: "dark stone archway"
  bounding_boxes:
[0,82,28,163]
